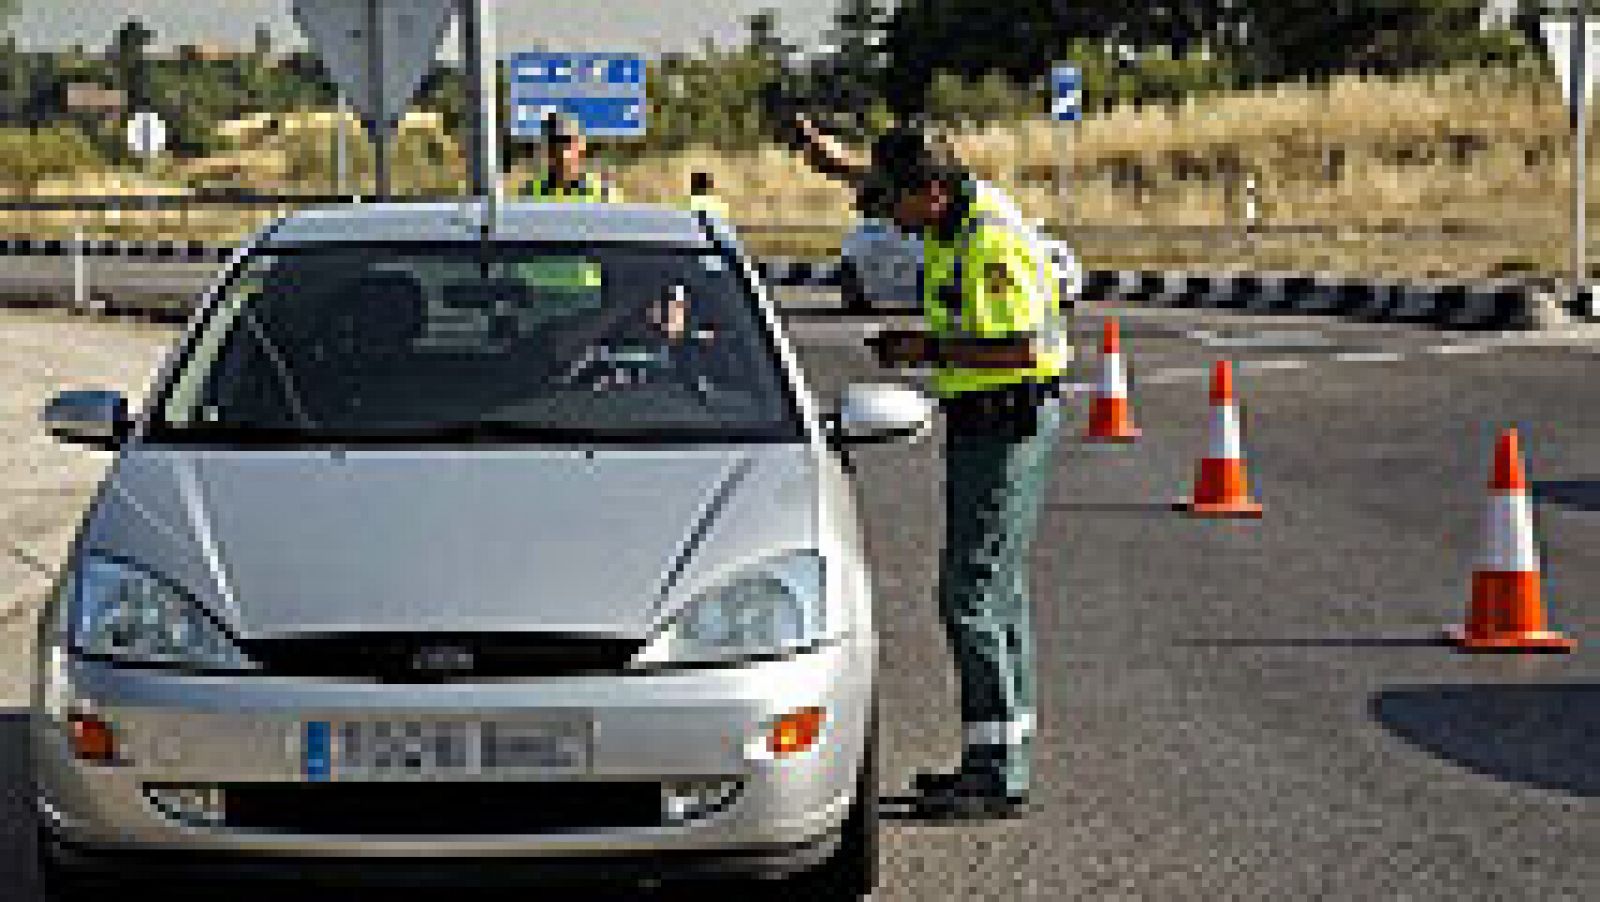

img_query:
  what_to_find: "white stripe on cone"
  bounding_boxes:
[1098,351,1129,397]
[1480,490,1539,573]
[1208,403,1242,460]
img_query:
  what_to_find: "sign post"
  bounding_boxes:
[292,0,455,200]
[126,110,167,164]
[126,110,167,215]
[1052,65,1081,234]
[460,0,500,206]
[1542,6,1600,317]
[334,91,351,198]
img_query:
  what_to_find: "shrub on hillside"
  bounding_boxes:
[0,125,105,193]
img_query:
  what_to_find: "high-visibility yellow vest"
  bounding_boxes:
[921,182,1069,397]
[520,172,620,203]
[686,193,730,221]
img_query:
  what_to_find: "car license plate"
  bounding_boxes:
[304,718,591,781]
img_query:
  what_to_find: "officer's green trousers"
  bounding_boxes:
[937,393,1062,796]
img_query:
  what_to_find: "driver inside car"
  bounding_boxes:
[559,283,719,392]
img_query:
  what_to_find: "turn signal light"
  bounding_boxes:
[68,712,117,763]
[768,707,824,756]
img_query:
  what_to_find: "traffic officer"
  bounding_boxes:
[788,117,1070,819]
[521,111,621,202]
[685,170,730,221]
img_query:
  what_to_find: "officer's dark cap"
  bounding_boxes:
[857,125,961,217]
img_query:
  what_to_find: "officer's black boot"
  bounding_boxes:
[908,767,1028,820]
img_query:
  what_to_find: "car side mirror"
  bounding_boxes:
[830,383,933,445]
[43,390,130,450]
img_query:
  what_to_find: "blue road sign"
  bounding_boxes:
[509,51,647,138]
[1052,65,1081,123]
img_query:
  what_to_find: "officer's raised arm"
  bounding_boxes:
[790,115,870,186]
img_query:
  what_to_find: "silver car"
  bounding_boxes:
[31,203,933,896]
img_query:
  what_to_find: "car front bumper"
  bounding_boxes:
[32,638,871,883]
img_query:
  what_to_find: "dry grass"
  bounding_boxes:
[617,64,1579,277]
[1,65,1584,279]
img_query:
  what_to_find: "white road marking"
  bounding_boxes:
[1201,330,1333,349]
[1142,366,1211,385]
[1240,359,1310,372]
[1331,351,1405,364]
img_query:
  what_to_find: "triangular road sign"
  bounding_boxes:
[1541,18,1600,114]
[292,0,455,134]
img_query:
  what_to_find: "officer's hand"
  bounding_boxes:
[866,331,931,367]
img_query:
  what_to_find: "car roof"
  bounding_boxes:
[262,202,723,249]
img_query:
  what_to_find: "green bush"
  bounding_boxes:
[0,125,105,192]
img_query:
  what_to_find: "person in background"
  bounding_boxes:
[685,170,730,221]
[521,112,621,202]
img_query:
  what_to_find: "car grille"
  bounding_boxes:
[236,633,648,682]
[180,782,673,834]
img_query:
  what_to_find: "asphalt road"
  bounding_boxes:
[2,298,1599,899]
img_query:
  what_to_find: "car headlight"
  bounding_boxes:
[632,551,829,668]
[70,554,255,671]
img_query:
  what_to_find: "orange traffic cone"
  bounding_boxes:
[1177,360,1263,518]
[1084,319,1141,442]
[1446,428,1574,652]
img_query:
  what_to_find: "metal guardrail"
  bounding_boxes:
[0,236,231,260]
[0,193,370,211]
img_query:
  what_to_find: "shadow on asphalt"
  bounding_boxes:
[1046,501,1184,513]
[1532,480,1600,512]
[1372,684,1600,798]
[1180,637,1447,649]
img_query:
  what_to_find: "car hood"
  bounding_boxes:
[83,444,820,637]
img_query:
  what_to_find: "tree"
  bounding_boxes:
[882,0,1093,114]
[0,33,33,124]
[109,18,155,110]
[821,0,889,135]
[253,24,274,60]
[745,9,791,60]
[1235,0,1491,80]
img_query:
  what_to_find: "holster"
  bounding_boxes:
[939,379,1061,439]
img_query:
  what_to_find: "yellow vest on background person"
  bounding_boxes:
[520,171,621,203]
[921,179,1068,398]
[686,192,731,221]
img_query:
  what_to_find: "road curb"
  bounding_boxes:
[754,258,1568,332]
[1076,269,1553,332]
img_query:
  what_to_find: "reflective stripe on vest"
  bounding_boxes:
[524,174,613,202]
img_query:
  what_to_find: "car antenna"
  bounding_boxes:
[477,176,497,279]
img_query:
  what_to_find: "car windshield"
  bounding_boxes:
[150,243,802,444]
